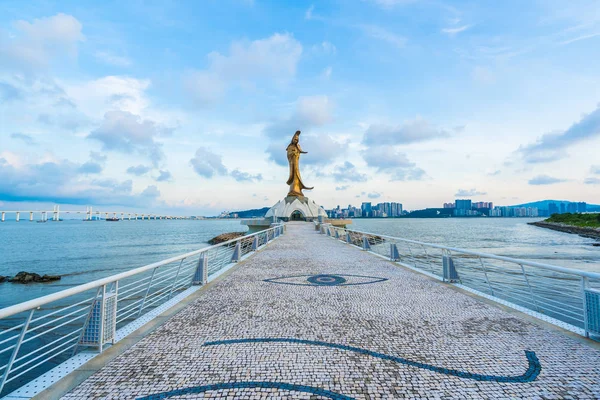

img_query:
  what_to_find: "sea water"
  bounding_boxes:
[1,217,598,310]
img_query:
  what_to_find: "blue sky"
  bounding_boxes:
[1,0,599,215]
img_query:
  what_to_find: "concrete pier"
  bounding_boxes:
[53,222,599,399]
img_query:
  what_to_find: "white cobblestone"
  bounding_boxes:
[63,222,600,399]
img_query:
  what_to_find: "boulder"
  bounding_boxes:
[0,276,6,283]
[9,271,61,284]
[208,232,246,245]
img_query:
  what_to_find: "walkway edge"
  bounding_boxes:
[19,243,274,400]
[333,236,600,350]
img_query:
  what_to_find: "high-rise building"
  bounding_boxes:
[455,199,472,210]
[548,202,559,215]
[567,203,577,213]
[361,202,372,218]
[443,202,455,208]
[560,203,566,214]
[577,202,587,213]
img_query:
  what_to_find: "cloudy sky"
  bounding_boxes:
[1,0,599,215]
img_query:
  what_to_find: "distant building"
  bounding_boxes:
[455,199,472,210]
[560,203,566,214]
[361,202,372,218]
[443,202,455,208]
[548,202,559,215]
[577,202,587,213]
[567,203,577,213]
[473,202,493,209]
[454,199,472,216]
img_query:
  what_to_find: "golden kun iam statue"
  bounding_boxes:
[286,130,313,197]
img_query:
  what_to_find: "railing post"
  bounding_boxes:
[362,236,371,251]
[390,243,400,261]
[581,277,590,338]
[168,259,185,299]
[335,229,340,239]
[252,235,259,251]
[138,267,157,316]
[442,255,460,283]
[479,258,495,296]
[519,263,540,312]
[97,285,107,352]
[346,232,351,244]
[0,309,34,393]
[193,253,209,285]
[231,241,242,262]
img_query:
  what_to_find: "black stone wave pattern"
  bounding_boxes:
[203,338,542,383]
[136,381,354,400]
[263,273,388,286]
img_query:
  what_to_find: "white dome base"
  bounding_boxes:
[265,196,327,221]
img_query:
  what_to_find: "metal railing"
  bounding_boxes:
[0,224,285,396]
[320,223,600,339]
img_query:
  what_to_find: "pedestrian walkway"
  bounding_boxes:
[62,222,600,399]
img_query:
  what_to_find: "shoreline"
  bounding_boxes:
[528,221,600,241]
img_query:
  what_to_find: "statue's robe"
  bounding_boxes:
[286,142,312,197]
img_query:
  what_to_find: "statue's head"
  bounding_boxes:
[291,130,301,144]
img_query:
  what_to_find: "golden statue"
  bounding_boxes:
[286,130,313,197]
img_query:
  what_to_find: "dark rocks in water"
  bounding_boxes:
[0,276,6,283]
[592,243,600,247]
[8,271,61,284]
[208,232,246,245]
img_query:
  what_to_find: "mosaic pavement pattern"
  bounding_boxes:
[63,222,600,399]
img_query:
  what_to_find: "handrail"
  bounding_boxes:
[0,227,277,319]
[0,224,285,397]
[344,228,600,279]
[324,224,599,338]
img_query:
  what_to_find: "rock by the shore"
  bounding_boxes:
[208,232,246,245]
[8,271,61,284]
[0,276,6,283]
[528,221,600,241]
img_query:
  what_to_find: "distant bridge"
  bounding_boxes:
[0,206,193,222]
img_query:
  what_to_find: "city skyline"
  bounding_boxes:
[1,1,600,215]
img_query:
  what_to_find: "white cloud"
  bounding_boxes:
[359,25,407,48]
[64,76,151,117]
[190,147,228,178]
[442,25,472,36]
[88,110,172,166]
[184,33,302,105]
[455,188,487,197]
[528,175,567,185]
[363,117,450,145]
[0,13,84,70]
[361,147,425,181]
[297,95,334,126]
[305,5,315,20]
[559,32,600,45]
[230,169,262,182]
[517,104,600,164]
[94,51,132,67]
[313,41,336,55]
[332,161,368,182]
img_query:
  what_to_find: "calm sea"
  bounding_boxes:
[0,218,598,309]
[351,218,600,272]
[0,219,246,309]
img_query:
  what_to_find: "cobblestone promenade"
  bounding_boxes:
[63,222,600,399]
